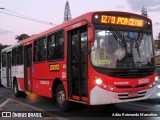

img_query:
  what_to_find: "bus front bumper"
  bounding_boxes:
[90,84,158,105]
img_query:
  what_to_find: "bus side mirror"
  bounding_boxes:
[88,25,94,43]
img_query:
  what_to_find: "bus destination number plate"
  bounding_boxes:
[128,92,138,97]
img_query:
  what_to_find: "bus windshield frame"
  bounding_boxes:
[91,28,154,69]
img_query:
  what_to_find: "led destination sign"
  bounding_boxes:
[101,15,144,27]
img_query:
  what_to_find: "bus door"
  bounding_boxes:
[68,26,88,102]
[24,45,32,91]
[6,52,12,88]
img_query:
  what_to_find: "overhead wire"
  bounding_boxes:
[0,8,56,26]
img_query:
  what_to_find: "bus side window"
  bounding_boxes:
[47,31,64,61]
[47,34,56,60]
[12,48,18,66]
[2,53,6,67]
[56,32,64,59]
[17,46,23,65]
[39,38,47,61]
[34,37,47,62]
[34,41,39,62]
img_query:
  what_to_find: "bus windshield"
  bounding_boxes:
[91,30,154,69]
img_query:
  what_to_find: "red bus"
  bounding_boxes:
[1,11,158,111]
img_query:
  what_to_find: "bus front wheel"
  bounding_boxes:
[56,84,71,111]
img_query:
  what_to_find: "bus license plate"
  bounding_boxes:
[128,92,138,97]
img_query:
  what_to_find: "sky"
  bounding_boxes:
[0,0,160,45]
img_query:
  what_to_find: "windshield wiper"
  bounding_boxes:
[135,31,144,48]
[112,31,127,48]
[135,31,144,58]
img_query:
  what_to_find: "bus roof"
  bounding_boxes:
[19,11,93,44]
[2,42,20,52]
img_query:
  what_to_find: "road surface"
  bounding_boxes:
[0,86,160,120]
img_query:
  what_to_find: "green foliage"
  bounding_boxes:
[158,33,160,40]
[141,7,148,17]
[0,44,9,52]
[15,34,30,42]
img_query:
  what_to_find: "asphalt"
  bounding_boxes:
[0,87,55,120]
[0,86,160,120]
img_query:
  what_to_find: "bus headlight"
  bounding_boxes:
[155,76,158,82]
[95,78,102,85]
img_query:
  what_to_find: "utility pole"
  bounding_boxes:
[64,1,72,22]
[141,7,148,17]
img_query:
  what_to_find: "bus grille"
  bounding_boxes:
[119,95,145,100]
[118,91,147,100]
[108,69,154,78]
[115,84,148,89]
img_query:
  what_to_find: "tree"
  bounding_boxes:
[64,1,72,22]
[155,33,160,50]
[0,44,9,52]
[141,7,148,17]
[158,33,160,40]
[15,34,30,42]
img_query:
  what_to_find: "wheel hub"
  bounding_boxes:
[57,90,65,106]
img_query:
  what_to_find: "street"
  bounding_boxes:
[0,86,160,120]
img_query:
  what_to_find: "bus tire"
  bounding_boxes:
[20,91,27,97]
[13,80,21,97]
[56,84,71,111]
